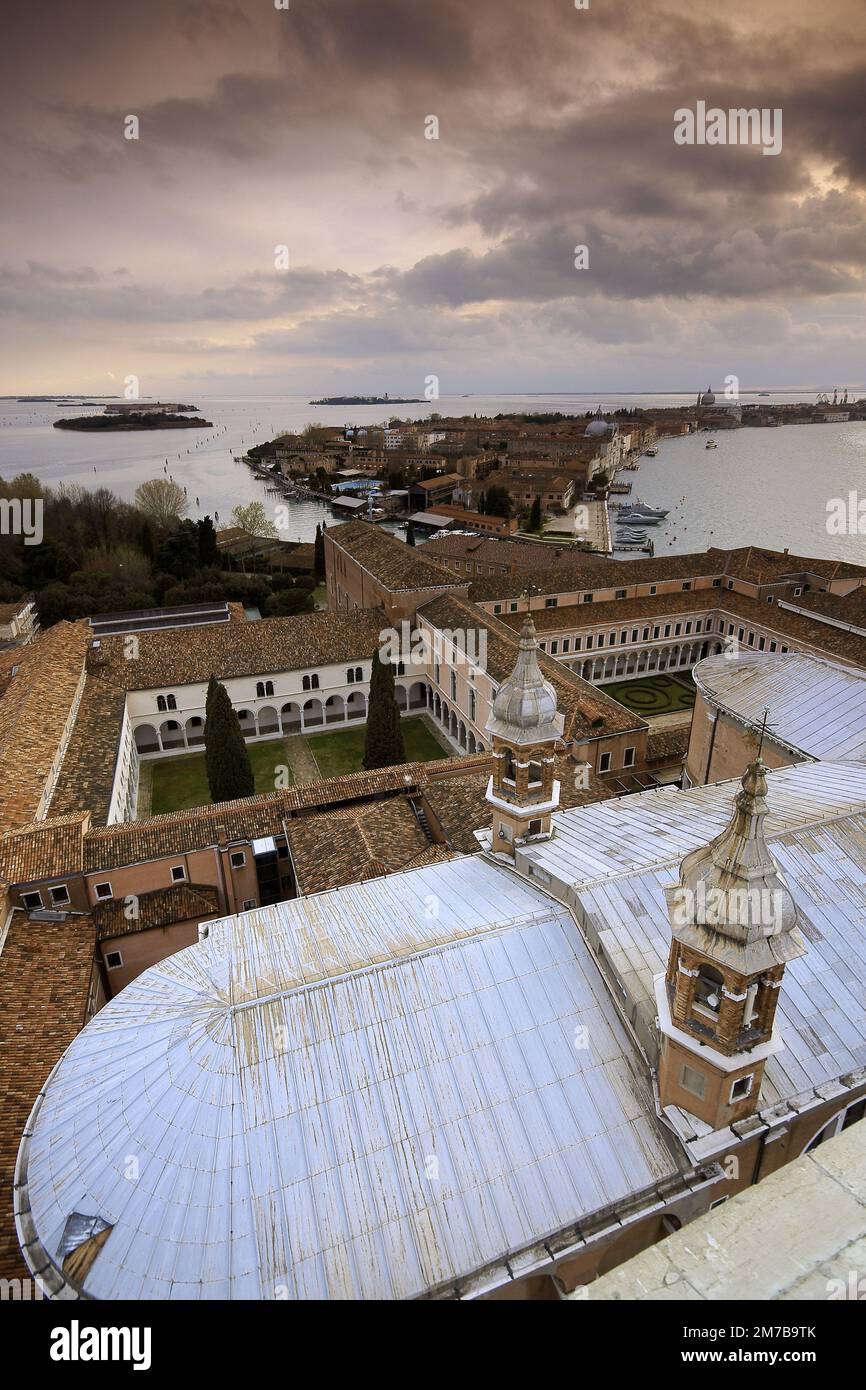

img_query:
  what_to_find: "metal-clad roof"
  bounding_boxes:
[17,856,678,1300]
[693,650,866,761]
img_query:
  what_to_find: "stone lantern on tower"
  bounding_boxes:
[484,611,563,857]
[656,756,807,1130]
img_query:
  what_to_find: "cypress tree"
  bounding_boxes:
[529,495,543,533]
[313,523,326,581]
[204,675,256,803]
[363,647,406,770]
[406,519,416,547]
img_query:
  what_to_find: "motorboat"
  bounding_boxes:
[617,509,665,526]
[705,439,717,449]
[620,501,669,519]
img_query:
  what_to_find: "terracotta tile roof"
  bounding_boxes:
[786,587,866,627]
[286,798,431,894]
[413,474,462,490]
[49,674,127,824]
[421,756,614,854]
[0,622,89,833]
[0,600,30,625]
[498,588,719,632]
[421,533,594,573]
[0,813,90,887]
[469,550,729,602]
[93,883,221,940]
[469,546,866,606]
[418,594,646,741]
[95,608,387,690]
[718,593,866,667]
[0,901,96,1279]
[327,520,467,593]
[645,725,691,765]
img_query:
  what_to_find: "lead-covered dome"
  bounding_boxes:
[486,614,562,746]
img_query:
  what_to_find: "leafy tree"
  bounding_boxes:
[264,586,315,617]
[134,478,187,527]
[362,648,406,771]
[156,521,201,579]
[204,675,255,803]
[484,485,513,519]
[197,516,219,566]
[230,500,277,539]
[313,524,325,582]
[529,495,543,533]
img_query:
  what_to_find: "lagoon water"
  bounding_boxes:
[1,391,864,562]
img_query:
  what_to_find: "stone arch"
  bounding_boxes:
[134,723,159,754]
[257,705,279,735]
[408,681,427,710]
[236,709,256,738]
[394,684,409,711]
[281,701,301,733]
[303,698,324,729]
[346,690,366,721]
[185,716,205,747]
[325,694,345,725]
[159,718,185,750]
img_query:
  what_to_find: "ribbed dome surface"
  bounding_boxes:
[486,614,561,746]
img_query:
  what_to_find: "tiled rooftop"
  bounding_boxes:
[0,812,90,886]
[93,883,221,940]
[0,903,96,1280]
[327,520,467,593]
[48,674,127,823]
[96,608,387,690]
[286,797,431,894]
[0,621,89,833]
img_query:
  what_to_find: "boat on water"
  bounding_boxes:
[644,447,658,457]
[618,501,669,519]
[617,506,668,525]
[705,439,718,449]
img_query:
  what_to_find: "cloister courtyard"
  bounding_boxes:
[139,716,451,815]
[603,671,696,718]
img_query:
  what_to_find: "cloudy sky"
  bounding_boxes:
[3,0,866,395]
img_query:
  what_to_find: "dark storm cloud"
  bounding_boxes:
[3,0,866,389]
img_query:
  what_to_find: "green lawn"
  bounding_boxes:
[149,739,294,814]
[147,717,450,814]
[305,716,447,778]
[604,673,696,717]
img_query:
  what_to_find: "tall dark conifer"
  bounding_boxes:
[314,524,326,581]
[204,675,256,803]
[406,520,416,547]
[362,648,406,770]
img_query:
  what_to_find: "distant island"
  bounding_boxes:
[54,411,211,431]
[309,395,423,406]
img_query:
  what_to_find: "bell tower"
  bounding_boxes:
[485,611,563,857]
[656,756,807,1129]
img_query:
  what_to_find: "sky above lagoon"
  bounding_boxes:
[3,0,866,397]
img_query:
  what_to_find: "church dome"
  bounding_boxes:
[585,416,611,438]
[699,386,716,406]
[486,614,562,746]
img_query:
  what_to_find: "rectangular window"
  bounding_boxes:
[680,1064,706,1099]
[582,593,593,604]
[623,747,635,768]
[562,639,570,653]
[599,752,612,773]
[493,604,502,615]
[243,899,257,910]
[642,626,650,641]
[631,629,638,642]
[545,597,558,609]
[653,626,660,639]
[22,891,43,910]
[730,1074,754,1102]
[171,865,186,883]
[105,950,123,970]
[94,882,113,900]
[674,623,681,636]
[713,577,721,587]
[50,885,71,906]
[586,635,593,649]
[230,852,246,869]
[649,585,657,596]
[550,641,558,655]
[574,637,582,651]
[510,602,518,613]
[682,581,692,591]
[615,589,627,600]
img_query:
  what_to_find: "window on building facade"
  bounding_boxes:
[599,752,612,772]
[105,951,123,970]
[469,690,476,722]
[680,1064,706,1099]
[22,891,43,910]
[582,593,593,603]
[171,865,186,883]
[615,589,626,600]
[94,882,112,900]
[623,747,635,767]
[545,597,557,608]
[302,674,320,691]
[694,965,724,1015]
[450,671,457,701]
[50,885,71,906]
[730,1074,754,1103]
[230,852,246,869]
[562,639,570,653]
[510,602,518,613]
[550,641,558,655]
[157,694,177,712]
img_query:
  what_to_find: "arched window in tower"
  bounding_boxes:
[528,760,543,787]
[693,965,724,1017]
[503,750,516,783]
